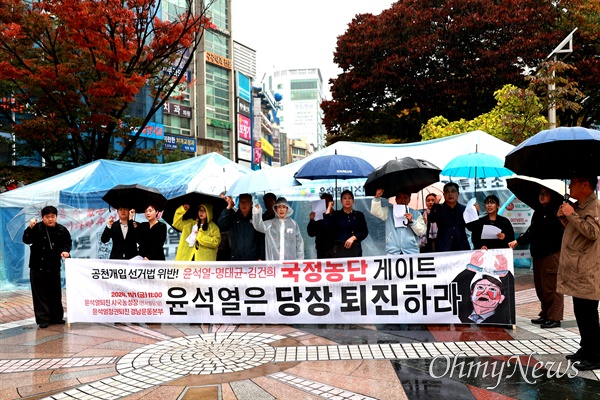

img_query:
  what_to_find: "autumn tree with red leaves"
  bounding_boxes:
[323,0,600,145]
[0,0,214,170]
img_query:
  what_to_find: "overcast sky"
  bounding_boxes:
[231,0,395,98]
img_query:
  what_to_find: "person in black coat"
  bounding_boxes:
[428,182,471,251]
[322,190,369,257]
[307,192,335,259]
[100,207,138,259]
[22,206,72,328]
[136,204,167,261]
[467,194,514,250]
[509,187,564,328]
[217,193,265,261]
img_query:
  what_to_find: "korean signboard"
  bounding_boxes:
[238,115,251,142]
[163,102,192,119]
[237,72,251,103]
[66,249,515,325]
[164,135,196,153]
[135,122,165,140]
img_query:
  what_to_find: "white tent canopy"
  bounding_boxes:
[295,130,514,172]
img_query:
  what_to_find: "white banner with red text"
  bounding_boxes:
[66,249,515,325]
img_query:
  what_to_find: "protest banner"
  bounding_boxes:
[66,249,515,325]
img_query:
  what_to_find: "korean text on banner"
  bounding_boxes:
[66,249,515,325]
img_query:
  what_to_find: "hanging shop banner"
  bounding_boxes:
[237,114,251,142]
[66,249,515,325]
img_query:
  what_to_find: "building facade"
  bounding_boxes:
[232,40,285,169]
[266,68,326,152]
[1,0,294,170]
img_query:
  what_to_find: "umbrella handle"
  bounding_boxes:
[403,204,409,226]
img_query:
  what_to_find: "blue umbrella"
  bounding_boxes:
[294,153,375,181]
[504,126,600,179]
[294,152,374,208]
[227,167,300,196]
[442,152,514,195]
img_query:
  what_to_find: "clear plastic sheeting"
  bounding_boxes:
[0,153,250,289]
[280,180,516,259]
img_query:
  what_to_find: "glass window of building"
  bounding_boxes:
[206,0,229,31]
[292,147,306,156]
[207,126,231,158]
[205,31,229,58]
[163,114,191,136]
[206,64,230,121]
[163,0,188,21]
[290,79,319,100]
[290,80,318,90]
[291,91,318,101]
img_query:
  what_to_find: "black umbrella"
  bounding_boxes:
[162,191,227,232]
[506,176,566,211]
[364,157,441,197]
[102,184,167,212]
[504,126,600,179]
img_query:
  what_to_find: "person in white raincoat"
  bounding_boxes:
[370,188,426,255]
[252,197,305,261]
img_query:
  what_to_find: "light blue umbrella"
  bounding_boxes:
[442,152,514,179]
[227,167,300,196]
[441,152,514,195]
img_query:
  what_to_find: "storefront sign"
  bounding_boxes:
[206,51,232,70]
[164,135,196,152]
[238,115,251,142]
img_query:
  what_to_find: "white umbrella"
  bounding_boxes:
[227,167,300,196]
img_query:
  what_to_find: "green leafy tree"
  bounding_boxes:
[323,0,600,144]
[420,84,548,144]
[0,0,214,171]
[527,61,586,127]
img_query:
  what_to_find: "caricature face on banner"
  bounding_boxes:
[453,250,515,325]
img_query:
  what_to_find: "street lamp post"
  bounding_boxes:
[546,28,577,129]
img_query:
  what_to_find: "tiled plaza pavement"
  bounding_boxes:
[1,268,600,400]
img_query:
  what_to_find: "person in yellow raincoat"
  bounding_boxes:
[173,203,221,261]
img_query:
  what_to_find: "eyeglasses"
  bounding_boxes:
[474,283,501,300]
[444,189,458,194]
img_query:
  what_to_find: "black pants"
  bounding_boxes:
[30,268,63,325]
[573,296,600,361]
